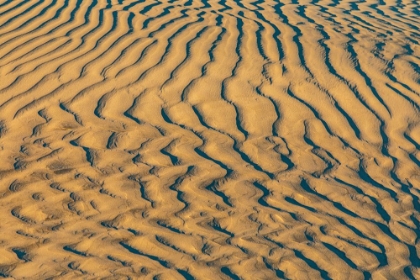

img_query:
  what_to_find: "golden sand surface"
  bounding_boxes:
[0,0,419,279]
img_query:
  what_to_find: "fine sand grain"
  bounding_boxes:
[0,0,419,279]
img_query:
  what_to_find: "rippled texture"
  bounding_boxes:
[0,0,419,279]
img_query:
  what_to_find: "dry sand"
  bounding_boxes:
[0,0,419,279]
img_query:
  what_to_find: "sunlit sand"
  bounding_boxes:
[0,0,419,279]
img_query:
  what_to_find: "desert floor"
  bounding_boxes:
[0,0,419,279]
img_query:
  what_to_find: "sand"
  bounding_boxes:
[0,0,419,279]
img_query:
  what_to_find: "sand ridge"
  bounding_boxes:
[0,0,419,279]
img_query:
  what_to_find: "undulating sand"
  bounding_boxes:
[0,0,419,279]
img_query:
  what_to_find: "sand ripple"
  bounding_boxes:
[0,0,419,278]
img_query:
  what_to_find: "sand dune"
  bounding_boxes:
[0,0,419,279]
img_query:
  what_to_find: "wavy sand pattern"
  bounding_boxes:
[0,0,420,279]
